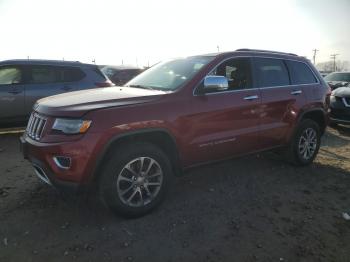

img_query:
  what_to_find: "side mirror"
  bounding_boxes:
[203,76,229,93]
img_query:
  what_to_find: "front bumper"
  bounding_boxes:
[31,157,80,193]
[20,133,100,193]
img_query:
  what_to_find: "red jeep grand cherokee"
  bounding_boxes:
[21,49,330,217]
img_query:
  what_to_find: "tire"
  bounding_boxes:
[99,142,173,217]
[285,119,321,166]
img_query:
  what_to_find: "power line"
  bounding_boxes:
[312,49,319,65]
[330,54,339,72]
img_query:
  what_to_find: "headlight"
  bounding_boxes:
[52,118,92,134]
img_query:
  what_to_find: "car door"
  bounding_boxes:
[186,57,261,165]
[253,57,306,149]
[23,65,76,114]
[0,65,25,124]
[285,59,321,106]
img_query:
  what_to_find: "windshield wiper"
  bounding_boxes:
[126,84,156,90]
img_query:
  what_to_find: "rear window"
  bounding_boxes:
[62,67,85,82]
[254,58,290,88]
[286,60,317,85]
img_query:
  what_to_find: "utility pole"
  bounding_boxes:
[330,54,339,72]
[312,49,319,65]
[217,45,220,52]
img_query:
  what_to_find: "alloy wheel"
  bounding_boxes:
[298,128,318,160]
[116,157,163,207]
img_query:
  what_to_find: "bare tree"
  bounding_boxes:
[316,60,350,72]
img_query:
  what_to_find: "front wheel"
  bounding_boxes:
[99,142,173,217]
[285,119,321,166]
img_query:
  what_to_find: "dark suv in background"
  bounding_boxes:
[324,72,350,90]
[21,49,330,217]
[0,59,112,126]
[100,65,143,86]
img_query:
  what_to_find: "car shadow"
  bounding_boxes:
[331,124,350,136]
[322,128,350,148]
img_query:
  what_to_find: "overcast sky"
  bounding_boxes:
[0,0,349,66]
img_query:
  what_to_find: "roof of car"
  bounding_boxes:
[199,49,302,60]
[0,59,95,67]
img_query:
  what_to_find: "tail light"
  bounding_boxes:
[95,81,114,87]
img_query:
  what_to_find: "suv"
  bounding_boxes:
[0,59,112,126]
[324,72,350,90]
[20,49,330,217]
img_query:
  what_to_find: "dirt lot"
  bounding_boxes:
[0,127,350,262]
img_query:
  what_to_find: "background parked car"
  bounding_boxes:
[330,87,350,126]
[100,65,143,85]
[324,71,350,90]
[319,71,332,77]
[0,59,113,126]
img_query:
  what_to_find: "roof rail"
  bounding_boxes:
[235,48,297,56]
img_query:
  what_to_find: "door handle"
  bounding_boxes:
[8,90,22,94]
[291,90,302,95]
[244,95,259,101]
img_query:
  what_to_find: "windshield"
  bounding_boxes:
[101,67,117,78]
[125,56,214,91]
[324,72,350,82]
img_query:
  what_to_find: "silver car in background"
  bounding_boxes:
[0,59,113,126]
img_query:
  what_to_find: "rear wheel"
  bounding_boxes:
[285,119,321,166]
[99,142,173,217]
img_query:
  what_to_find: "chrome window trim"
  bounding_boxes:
[199,87,260,96]
[193,55,321,97]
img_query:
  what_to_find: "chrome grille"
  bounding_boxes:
[26,113,47,141]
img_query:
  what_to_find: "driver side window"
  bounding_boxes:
[210,57,253,90]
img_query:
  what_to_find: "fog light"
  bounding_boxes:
[53,156,71,169]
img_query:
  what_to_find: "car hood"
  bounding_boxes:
[34,87,166,117]
[332,87,350,97]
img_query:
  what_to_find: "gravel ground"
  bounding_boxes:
[0,127,349,262]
